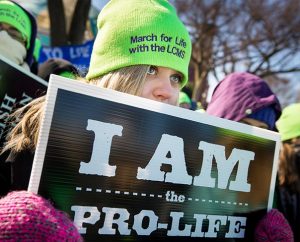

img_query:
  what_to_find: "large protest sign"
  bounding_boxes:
[29,75,280,241]
[0,56,47,148]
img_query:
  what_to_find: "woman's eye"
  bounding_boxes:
[170,74,183,85]
[147,66,158,75]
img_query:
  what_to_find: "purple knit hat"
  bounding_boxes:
[0,191,83,241]
[206,72,281,125]
[255,209,294,242]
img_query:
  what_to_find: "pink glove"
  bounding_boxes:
[255,209,294,242]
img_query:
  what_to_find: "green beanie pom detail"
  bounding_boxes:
[86,0,191,87]
[276,103,300,141]
[0,0,31,49]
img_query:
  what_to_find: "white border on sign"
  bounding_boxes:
[28,74,281,210]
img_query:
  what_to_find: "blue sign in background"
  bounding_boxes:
[39,40,94,72]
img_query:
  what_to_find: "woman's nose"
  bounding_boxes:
[152,77,173,101]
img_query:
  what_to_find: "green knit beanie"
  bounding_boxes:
[0,0,31,49]
[276,103,300,141]
[33,38,41,61]
[86,0,192,87]
[59,71,76,80]
[179,91,191,105]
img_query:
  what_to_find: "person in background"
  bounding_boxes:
[182,85,198,110]
[0,190,82,241]
[206,72,281,130]
[179,91,192,109]
[0,0,191,196]
[0,0,37,71]
[37,58,79,82]
[276,103,300,241]
[206,72,294,241]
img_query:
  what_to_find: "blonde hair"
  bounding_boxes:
[89,65,149,96]
[2,65,150,154]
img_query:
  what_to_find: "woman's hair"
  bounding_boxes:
[278,138,300,192]
[1,65,150,154]
[1,96,45,153]
[88,65,148,96]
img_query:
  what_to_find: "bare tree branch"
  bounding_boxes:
[173,0,300,105]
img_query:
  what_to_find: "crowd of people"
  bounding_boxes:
[0,0,299,241]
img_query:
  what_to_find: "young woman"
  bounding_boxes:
[0,0,192,195]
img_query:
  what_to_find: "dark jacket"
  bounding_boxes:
[276,153,300,241]
[0,149,34,196]
[277,186,300,241]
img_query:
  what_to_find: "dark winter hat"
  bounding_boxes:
[0,191,83,241]
[247,106,277,130]
[255,209,294,242]
[38,58,79,82]
[206,72,281,126]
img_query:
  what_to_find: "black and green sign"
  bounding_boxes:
[0,56,47,148]
[29,75,280,241]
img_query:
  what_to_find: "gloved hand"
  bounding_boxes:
[255,209,294,242]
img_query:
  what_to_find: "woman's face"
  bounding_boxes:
[140,66,183,106]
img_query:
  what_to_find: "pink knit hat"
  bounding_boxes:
[255,209,294,242]
[0,191,83,241]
